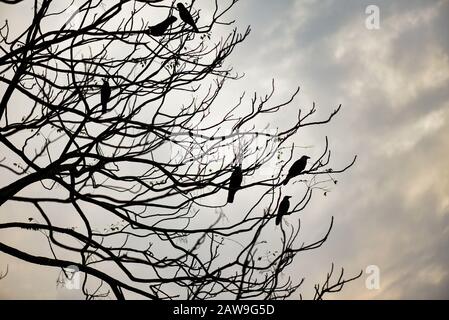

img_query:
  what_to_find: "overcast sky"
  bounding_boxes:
[1,0,449,299]
[228,0,449,299]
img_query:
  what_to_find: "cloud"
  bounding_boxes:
[225,0,449,299]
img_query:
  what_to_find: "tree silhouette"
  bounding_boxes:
[0,0,361,300]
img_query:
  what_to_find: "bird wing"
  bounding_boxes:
[101,83,110,100]
[179,5,197,29]
[229,169,243,188]
[289,158,306,176]
[279,199,289,215]
[276,199,290,225]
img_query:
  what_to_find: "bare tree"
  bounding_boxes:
[0,0,360,300]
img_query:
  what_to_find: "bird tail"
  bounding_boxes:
[102,101,107,113]
[275,216,281,225]
[282,176,290,186]
[227,189,235,203]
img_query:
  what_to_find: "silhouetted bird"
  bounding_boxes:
[282,155,310,185]
[276,196,291,225]
[149,16,177,36]
[101,80,111,113]
[177,3,199,32]
[227,165,243,203]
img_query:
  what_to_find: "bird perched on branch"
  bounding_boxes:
[177,3,199,32]
[227,165,243,203]
[149,16,177,36]
[282,155,310,185]
[100,80,111,113]
[276,196,291,225]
